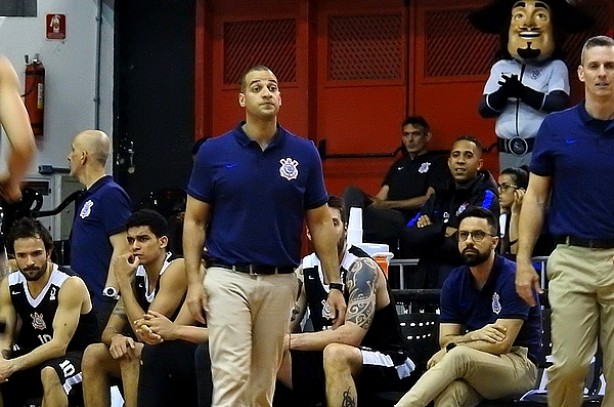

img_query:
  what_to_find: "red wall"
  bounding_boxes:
[195,0,614,195]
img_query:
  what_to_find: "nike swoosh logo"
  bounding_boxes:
[11,291,20,295]
[565,139,577,144]
[225,163,238,168]
[308,275,315,280]
[397,166,404,170]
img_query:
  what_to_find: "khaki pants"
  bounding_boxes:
[204,267,297,407]
[395,346,537,407]
[546,244,614,407]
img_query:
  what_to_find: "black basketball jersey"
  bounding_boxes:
[8,264,98,353]
[302,245,405,354]
[132,252,173,312]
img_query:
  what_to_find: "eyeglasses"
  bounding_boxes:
[457,230,496,242]
[497,183,518,192]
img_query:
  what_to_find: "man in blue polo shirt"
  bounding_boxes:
[396,207,541,407]
[183,65,346,407]
[516,35,614,407]
[67,129,131,333]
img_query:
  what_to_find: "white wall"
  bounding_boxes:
[0,0,114,171]
[0,0,114,238]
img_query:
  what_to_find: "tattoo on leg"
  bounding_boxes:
[341,389,356,407]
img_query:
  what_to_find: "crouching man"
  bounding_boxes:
[395,207,541,407]
[277,195,414,406]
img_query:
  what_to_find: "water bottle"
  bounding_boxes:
[321,300,333,329]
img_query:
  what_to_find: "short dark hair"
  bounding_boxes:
[125,209,168,238]
[501,165,529,189]
[581,35,614,65]
[453,134,483,156]
[401,116,430,135]
[239,65,273,93]
[457,206,498,235]
[6,217,53,255]
[327,195,346,226]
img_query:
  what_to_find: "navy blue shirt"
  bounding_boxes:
[70,176,131,309]
[187,123,328,267]
[382,152,449,219]
[440,255,542,363]
[531,102,614,239]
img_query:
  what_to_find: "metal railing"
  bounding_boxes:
[390,256,550,290]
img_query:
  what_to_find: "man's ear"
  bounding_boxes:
[159,236,168,249]
[238,93,246,107]
[577,65,585,83]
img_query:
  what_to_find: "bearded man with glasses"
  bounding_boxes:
[395,206,542,407]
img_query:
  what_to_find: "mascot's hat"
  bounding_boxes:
[469,0,593,34]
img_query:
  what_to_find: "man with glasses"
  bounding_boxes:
[395,207,541,407]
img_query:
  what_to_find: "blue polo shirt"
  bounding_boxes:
[440,255,542,363]
[531,102,614,239]
[70,176,131,308]
[187,122,328,267]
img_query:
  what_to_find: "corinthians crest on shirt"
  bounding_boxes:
[418,162,431,174]
[492,292,502,315]
[31,311,47,330]
[279,158,299,181]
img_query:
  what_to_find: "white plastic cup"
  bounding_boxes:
[347,207,363,244]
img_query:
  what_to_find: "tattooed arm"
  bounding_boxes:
[289,257,378,351]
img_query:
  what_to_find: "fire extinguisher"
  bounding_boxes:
[24,54,45,136]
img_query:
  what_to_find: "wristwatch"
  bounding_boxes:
[446,342,457,353]
[328,282,345,292]
[102,286,120,300]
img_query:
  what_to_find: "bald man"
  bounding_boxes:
[0,55,36,203]
[67,129,131,334]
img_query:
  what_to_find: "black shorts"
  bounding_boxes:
[0,350,84,406]
[289,348,414,407]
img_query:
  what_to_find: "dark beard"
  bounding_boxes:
[462,249,490,267]
[22,262,48,281]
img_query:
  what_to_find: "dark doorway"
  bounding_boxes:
[114,0,196,209]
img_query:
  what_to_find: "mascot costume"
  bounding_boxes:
[470,0,592,168]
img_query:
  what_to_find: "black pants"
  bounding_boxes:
[195,343,213,407]
[138,341,212,407]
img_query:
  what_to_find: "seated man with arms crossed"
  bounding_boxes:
[0,218,97,407]
[395,207,541,407]
[401,135,499,288]
[277,195,414,407]
[82,209,187,407]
